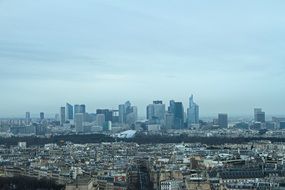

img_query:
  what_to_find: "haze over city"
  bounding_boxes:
[0,0,284,117]
[2,1,285,189]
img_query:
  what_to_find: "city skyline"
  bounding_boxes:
[0,0,285,117]
[1,1,285,189]
[2,96,283,120]
[1,95,284,118]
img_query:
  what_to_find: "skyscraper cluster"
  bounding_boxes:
[146,95,200,130]
[53,95,272,132]
[60,103,87,133]
[18,95,273,136]
[58,95,201,132]
[119,101,138,126]
[59,101,138,133]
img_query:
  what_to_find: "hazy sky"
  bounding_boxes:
[0,0,284,118]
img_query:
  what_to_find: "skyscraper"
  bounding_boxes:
[126,106,138,125]
[74,104,81,115]
[60,107,66,126]
[119,104,125,124]
[96,109,113,122]
[187,94,199,126]
[118,101,137,125]
[40,112,44,120]
[146,101,165,124]
[218,113,228,128]
[168,100,176,113]
[25,112,31,124]
[112,110,119,123]
[174,102,184,129]
[165,112,174,129]
[96,114,105,127]
[80,104,86,113]
[74,104,86,122]
[74,113,84,133]
[254,108,265,123]
[74,104,86,114]
[168,100,184,129]
[66,103,73,120]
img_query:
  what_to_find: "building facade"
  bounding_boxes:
[187,95,199,126]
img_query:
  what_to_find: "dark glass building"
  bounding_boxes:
[168,100,184,129]
[218,113,228,128]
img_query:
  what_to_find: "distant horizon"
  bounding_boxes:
[1,100,284,120]
[0,94,284,119]
[1,96,285,118]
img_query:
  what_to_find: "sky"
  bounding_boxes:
[0,0,285,118]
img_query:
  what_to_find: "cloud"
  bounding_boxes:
[0,0,285,117]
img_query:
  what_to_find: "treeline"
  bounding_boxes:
[130,134,271,145]
[1,133,285,146]
[0,176,64,190]
[0,134,114,146]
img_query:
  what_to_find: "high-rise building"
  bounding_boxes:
[168,101,184,129]
[174,102,184,129]
[112,110,119,123]
[60,107,66,126]
[96,114,105,127]
[187,94,199,126]
[118,101,137,125]
[74,104,86,114]
[165,112,174,130]
[146,101,165,124]
[74,104,86,122]
[74,104,80,115]
[168,100,176,113]
[218,113,228,128]
[40,112,44,120]
[74,113,84,133]
[96,109,113,122]
[66,103,73,120]
[80,104,86,113]
[146,105,154,120]
[25,112,31,124]
[126,106,138,125]
[254,108,265,123]
[119,104,125,123]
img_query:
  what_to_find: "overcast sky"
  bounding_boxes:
[0,0,284,118]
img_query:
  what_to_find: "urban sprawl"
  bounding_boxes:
[1,95,285,190]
